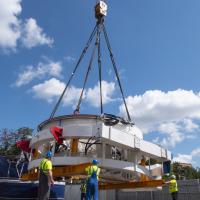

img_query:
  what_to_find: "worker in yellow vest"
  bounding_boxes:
[38,151,54,200]
[85,159,100,200]
[80,180,87,200]
[166,175,178,200]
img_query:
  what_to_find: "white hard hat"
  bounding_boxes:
[171,175,176,179]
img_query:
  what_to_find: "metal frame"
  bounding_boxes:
[21,163,164,190]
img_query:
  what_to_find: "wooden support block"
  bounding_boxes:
[71,138,79,155]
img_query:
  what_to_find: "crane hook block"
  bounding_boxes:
[95,1,108,19]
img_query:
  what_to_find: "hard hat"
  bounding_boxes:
[46,151,53,158]
[92,159,99,165]
[171,175,176,179]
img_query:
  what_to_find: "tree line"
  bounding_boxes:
[172,162,200,180]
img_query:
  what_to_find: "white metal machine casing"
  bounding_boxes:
[29,114,171,182]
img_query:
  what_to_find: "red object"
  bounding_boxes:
[50,126,63,144]
[16,140,31,153]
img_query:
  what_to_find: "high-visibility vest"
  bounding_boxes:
[169,179,178,193]
[80,183,86,193]
[39,158,52,175]
[86,165,100,180]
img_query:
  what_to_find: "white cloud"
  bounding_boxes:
[191,148,200,157]
[15,59,62,87]
[31,79,116,107]
[64,56,76,62]
[173,154,193,164]
[157,122,184,148]
[155,120,199,148]
[21,18,53,48]
[32,78,83,106]
[0,0,21,49]
[183,119,199,132]
[119,89,200,147]
[86,81,116,107]
[174,147,200,164]
[0,0,53,50]
[62,86,83,107]
[32,78,65,103]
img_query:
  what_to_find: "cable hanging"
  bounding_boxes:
[75,26,100,112]
[49,24,98,119]
[102,24,132,122]
[49,2,132,123]
[97,22,103,114]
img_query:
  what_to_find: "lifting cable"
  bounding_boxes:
[49,24,98,119]
[49,16,132,123]
[97,22,103,114]
[75,24,101,112]
[102,24,132,122]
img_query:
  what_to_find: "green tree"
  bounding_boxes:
[172,162,200,179]
[0,127,33,156]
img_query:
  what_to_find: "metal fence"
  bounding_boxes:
[116,179,200,200]
[117,191,200,200]
[64,179,200,200]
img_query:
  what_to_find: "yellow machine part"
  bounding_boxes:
[71,138,79,155]
[21,163,164,190]
[139,158,149,181]
[21,163,91,181]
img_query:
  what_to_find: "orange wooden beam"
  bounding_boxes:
[21,163,91,181]
[53,163,90,177]
[99,180,164,190]
[21,163,164,191]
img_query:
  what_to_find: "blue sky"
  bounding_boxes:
[0,0,200,167]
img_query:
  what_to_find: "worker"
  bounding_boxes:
[166,175,178,200]
[38,151,54,200]
[85,159,100,200]
[80,180,87,200]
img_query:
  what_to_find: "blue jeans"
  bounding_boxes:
[86,178,98,200]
